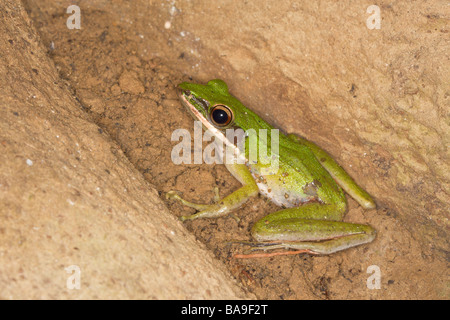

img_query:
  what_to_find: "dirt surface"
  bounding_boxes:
[0,0,252,299]
[10,0,449,299]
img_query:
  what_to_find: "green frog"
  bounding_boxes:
[167,79,376,258]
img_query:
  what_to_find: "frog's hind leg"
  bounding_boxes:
[287,134,376,209]
[248,204,376,255]
[253,231,376,255]
[233,233,375,258]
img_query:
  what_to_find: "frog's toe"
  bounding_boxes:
[213,186,220,203]
[166,190,179,200]
[179,215,190,222]
[166,191,212,211]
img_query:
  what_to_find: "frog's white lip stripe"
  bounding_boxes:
[179,91,244,162]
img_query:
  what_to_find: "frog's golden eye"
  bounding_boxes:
[210,104,233,127]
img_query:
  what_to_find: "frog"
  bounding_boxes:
[167,79,376,258]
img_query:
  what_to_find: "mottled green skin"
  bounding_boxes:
[171,79,376,255]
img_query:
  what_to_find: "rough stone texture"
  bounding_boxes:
[0,0,251,299]
[165,0,449,256]
[2,0,448,299]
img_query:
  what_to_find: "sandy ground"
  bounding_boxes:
[4,0,447,299]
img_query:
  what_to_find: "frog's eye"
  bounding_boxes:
[210,104,233,127]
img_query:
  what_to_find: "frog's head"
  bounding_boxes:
[178,79,251,131]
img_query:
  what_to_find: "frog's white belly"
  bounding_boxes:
[249,171,315,208]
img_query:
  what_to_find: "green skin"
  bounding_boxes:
[167,79,376,256]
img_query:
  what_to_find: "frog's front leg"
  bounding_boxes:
[248,203,376,255]
[167,163,259,221]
